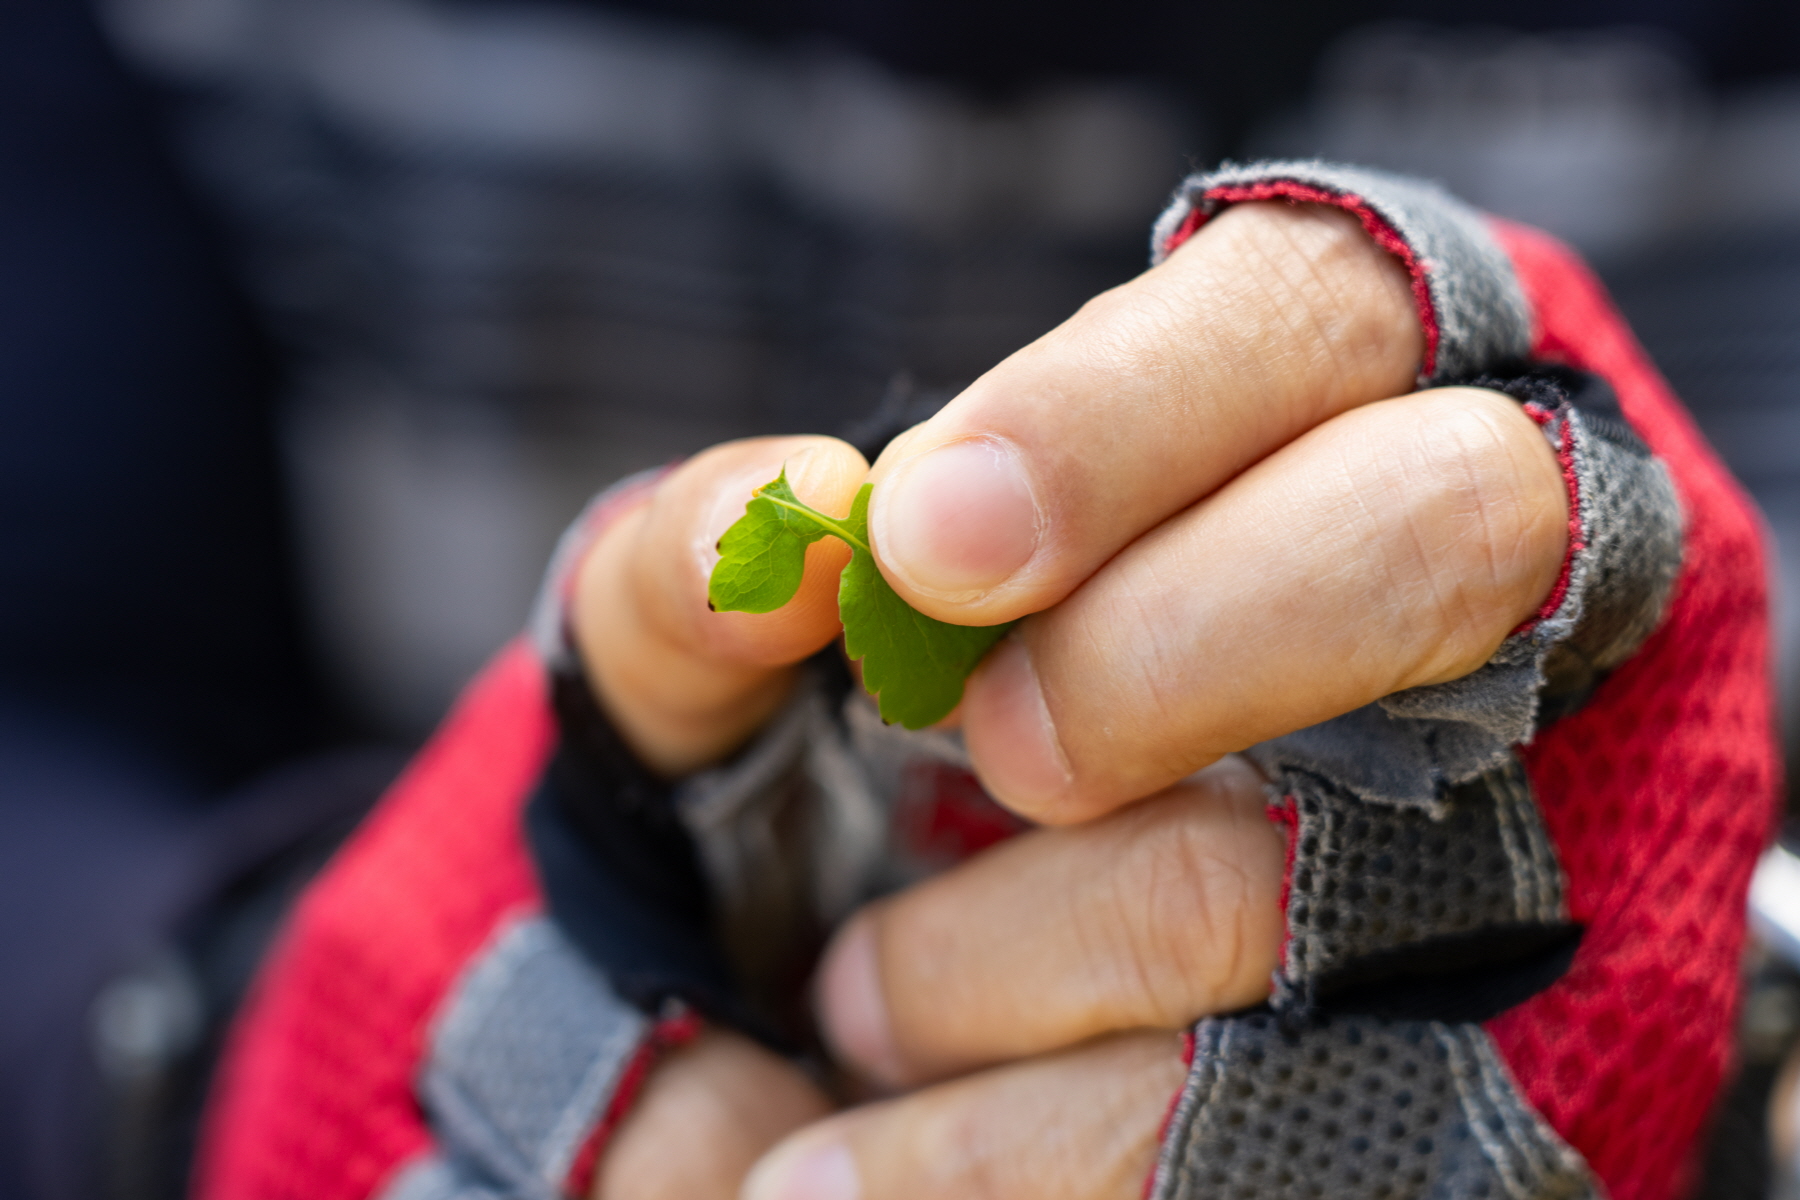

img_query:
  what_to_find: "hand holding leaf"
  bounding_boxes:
[709,469,1014,729]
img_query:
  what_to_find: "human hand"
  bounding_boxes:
[739,756,1280,1200]
[571,433,882,1200]
[575,200,1566,805]
[580,197,1569,1200]
[570,432,870,777]
[599,756,1282,1200]
[864,199,1568,825]
[720,202,1568,1200]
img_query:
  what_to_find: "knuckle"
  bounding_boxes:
[1099,805,1260,1024]
[1057,567,1217,790]
[1221,203,1420,389]
[1384,392,1568,678]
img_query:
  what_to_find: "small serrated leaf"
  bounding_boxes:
[705,471,1014,729]
[707,469,834,614]
[837,486,1014,728]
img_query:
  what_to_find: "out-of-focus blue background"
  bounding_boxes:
[3,1,1798,1197]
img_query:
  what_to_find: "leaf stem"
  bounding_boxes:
[762,492,870,554]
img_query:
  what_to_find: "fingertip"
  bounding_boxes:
[867,435,1043,614]
[962,635,1088,825]
[816,914,905,1089]
[784,436,871,520]
[680,438,858,664]
[741,1130,861,1200]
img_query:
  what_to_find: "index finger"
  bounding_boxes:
[865,199,1423,626]
[574,436,867,776]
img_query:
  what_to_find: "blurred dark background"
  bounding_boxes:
[2,1,1798,1197]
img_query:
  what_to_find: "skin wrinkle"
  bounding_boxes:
[1178,314,1288,454]
[1267,224,1387,409]
[1072,820,1173,1029]
[1058,1050,1159,1200]
[1391,396,1562,687]
[1309,397,1534,694]
[1228,222,1333,409]
[932,1095,1009,1200]
[1069,854,1137,1030]
[1031,286,1217,555]
[1103,551,1207,781]
[795,1036,1179,1200]
[1086,1037,1186,1196]
[1122,266,1268,436]
[1461,399,1563,598]
[1037,336,1164,522]
[1308,429,1421,697]
[1382,426,1467,684]
[1069,549,1221,783]
[1227,206,1415,424]
[949,1039,1170,1200]
[1123,293,1214,434]
[1028,1090,1097,1199]
[1427,408,1515,664]
[1063,509,1242,777]
[1137,798,1258,1023]
[1195,783,1273,1011]
[1152,223,1307,459]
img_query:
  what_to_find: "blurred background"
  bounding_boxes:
[2,0,1799,1197]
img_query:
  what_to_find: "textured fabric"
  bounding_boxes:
[417,916,649,1199]
[195,644,559,1200]
[1158,164,1684,813]
[1247,367,1683,811]
[1271,757,1573,1017]
[527,469,669,676]
[1480,220,1779,1200]
[1151,1014,1596,1200]
[1150,160,1533,383]
[526,666,734,1028]
[1384,369,1684,740]
[380,1157,507,1200]
[1143,172,1777,1200]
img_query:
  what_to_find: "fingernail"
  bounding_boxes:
[817,916,904,1087]
[742,1136,861,1200]
[965,635,1074,816]
[871,437,1040,602]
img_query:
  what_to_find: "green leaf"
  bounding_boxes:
[707,468,843,614]
[836,486,1014,728]
[707,470,1015,728]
